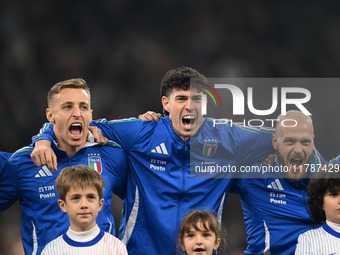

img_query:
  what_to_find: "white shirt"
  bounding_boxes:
[295,221,340,254]
[42,225,128,255]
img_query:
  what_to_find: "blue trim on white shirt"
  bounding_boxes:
[322,223,340,238]
[62,229,105,247]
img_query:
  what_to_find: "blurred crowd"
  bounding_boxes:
[1,1,339,254]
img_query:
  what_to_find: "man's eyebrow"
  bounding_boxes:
[61,101,73,105]
[175,95,188,99]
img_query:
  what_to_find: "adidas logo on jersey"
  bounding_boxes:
[267,179,284,191]
[151,143,168,155]
[35,165,53,178]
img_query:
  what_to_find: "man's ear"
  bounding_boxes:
[162,96,170,113]
[46,108,54,123]
[58,199,67,213]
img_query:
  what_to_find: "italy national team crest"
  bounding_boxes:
[88,154,102,174]
[202,140,218,157]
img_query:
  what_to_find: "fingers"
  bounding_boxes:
[261,154,274,165]
[97,136,109,145]
[30,140,58,171]
[89,126,108,145]
[31,147,58,171]
[51,152,58,171]
[31,151,42,167]
[138,111,161,122]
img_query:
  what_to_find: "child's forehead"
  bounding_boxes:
[187,220,212,232]
[327,187,340,193]
[67,184,98,194]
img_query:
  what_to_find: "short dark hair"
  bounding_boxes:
[160,66,206,98]
[308,168,340,223]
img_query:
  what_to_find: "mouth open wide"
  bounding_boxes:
[69,123,83,138]
[182,115,196,129]
[193,248,205,253]
[290,157,303,170]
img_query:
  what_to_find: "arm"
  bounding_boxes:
[31,139,57,171]
[329,154,340,164]
[0,154,21,211]
[31,124,108,171]
[229,178,249,194]
[106,142,128,199]
[31,118,149,170]
[138,111,161,121]
[91,117,153,151]
[31,122,57,170]
[0,151,11,175]
[261,154,274,165]
[233,125,275,166]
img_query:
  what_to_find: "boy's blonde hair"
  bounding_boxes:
[47,78,90,108]
[56,165,105,201]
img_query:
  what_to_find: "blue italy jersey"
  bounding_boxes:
[0,135,127,255]
[33,117,275,255]
[0,151,11,174]
[231,152,325,255]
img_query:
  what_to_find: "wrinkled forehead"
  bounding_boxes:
[276,120,314,137]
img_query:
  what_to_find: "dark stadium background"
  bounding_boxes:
[0,1,339,254]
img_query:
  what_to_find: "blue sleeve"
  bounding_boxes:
[0,152,11,175]
[0,153,21,211]
[233,125,275,166]
[32,118,152,152]
[32,122,55,144]
[230,178,250,194]
[92,118,155,151]
[311,147,326,165]
[329,154,340,164]
[104,142,128,199]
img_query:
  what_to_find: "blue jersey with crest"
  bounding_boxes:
[0,134,127,255]
[33,116,275,255]
[231,151,325,255]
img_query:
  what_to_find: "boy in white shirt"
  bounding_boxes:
[42,165,128,255]
[295,168,340,254]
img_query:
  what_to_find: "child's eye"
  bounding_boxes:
[203,232,212,237]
